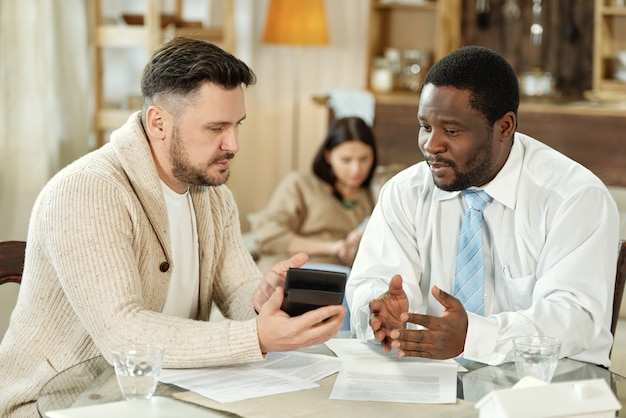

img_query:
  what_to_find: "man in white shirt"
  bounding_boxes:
[346,46,619,367]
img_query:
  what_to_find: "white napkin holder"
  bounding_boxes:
[475,377,621,418]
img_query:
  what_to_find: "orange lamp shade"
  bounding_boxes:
[262,0,329,46]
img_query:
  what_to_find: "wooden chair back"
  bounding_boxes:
[612,240,626,337]
[0,241,26,286]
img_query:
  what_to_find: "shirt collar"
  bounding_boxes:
[483,133,521,210]
[433,133,522,209]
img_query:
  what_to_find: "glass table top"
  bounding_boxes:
[37,347,625,417]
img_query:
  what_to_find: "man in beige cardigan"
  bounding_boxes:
[0,37,345,417]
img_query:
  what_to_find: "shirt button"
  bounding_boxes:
[159,262,170,272]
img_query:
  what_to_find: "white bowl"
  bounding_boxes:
[519,71,554,97]
[616,50,626,68]
[614,68,626,82]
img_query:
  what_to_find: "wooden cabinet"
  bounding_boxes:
[338,99,626,188]
[89,0,234,148]
[592,0,626,100]
[366,0,461,95]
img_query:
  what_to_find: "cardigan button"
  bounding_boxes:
[159,262,170,272]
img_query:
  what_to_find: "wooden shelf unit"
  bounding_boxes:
[592,0,626,101]
[366,0,461,95]
[89,0,234,148]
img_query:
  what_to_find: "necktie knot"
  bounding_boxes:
[462,190,492,212]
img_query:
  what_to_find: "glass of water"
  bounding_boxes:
[112,343,164,400]
[513,336,560,383]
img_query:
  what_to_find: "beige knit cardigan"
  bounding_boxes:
[0,112,264,417]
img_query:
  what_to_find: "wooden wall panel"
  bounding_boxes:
[461,0,594,98]
[371,102,422,166]
[365,102,626,187]
[517,105,626,187]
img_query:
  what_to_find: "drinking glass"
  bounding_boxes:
[112,343,164,400]
[514,336,560,383]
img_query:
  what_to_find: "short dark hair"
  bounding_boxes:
[141,37,256,109]
[423,46,519,126]
[312,117,378,200]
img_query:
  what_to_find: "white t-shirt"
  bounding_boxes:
[160,181,200,319]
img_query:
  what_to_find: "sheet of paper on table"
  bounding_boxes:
[325,338,458,404]
[159,351,342,403]
[325,338,466,371]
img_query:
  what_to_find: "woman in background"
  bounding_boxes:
[252,117,378,275]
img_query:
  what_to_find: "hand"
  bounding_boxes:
[346,228,364,247]
[389,286,468,359]
[333,239,351,263]
[335,229,364,264]
[252,252,309,312]
[369,275,409,352]
[256,286,346,352]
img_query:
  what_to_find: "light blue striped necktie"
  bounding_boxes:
[454,190,492,315]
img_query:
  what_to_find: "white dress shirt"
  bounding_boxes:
[346,132,620,367]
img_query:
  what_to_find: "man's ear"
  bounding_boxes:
[496,111,516,142]
[144,106,167,141]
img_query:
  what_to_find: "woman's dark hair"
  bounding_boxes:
[422,45,519,127]
[312,117,378,200]
[141,37,256,110]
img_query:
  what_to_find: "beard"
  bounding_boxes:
[169,125,234,187]
[428,130,496,192]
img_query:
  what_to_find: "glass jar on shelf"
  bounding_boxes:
[400,49,430,92]
[384,47,402,89]
[370,57,394,93]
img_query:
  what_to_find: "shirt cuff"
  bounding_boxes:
[462,313,505,365]
[354,303,375,341]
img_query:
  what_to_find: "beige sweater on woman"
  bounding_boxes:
[252,172,374,272]
[0,113,264,417]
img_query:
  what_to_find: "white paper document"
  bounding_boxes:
[325,338,458,404]
[326,338,466,370]
[159,351,341,403]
